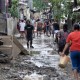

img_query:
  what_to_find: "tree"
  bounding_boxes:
[8,0,19,18]
[33,0,48,11]
[50,1,73,21]
[49,0,64,21]
[48,0,75,30]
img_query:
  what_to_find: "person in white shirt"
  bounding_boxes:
[19,20,26,38]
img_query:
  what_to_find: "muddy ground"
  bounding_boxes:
[0,34,75,80]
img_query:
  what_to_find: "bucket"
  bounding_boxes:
[59,55,70,68]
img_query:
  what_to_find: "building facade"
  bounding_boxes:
[19,0,33,9]
[19,0,33,19]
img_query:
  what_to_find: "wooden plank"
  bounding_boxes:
[10,43,21,60]
[13,36,28,55]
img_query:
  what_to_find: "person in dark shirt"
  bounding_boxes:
[25,20,34,48]
[53,22,59,30]
[53,21,60,42]
[46,20,51,36]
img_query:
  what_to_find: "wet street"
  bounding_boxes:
[0,34,75,80]
[0,0,80,80]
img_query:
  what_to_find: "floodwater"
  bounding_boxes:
[0,34,75,80]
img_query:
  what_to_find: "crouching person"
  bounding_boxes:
[25,20,34,48]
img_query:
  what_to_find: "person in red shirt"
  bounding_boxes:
[61,23,80,80]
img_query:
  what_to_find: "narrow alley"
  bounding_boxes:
[0,34,75,80]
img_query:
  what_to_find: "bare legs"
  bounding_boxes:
[73,69,79,80]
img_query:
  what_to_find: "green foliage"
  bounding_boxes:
[33,0,48,11]
[33,0,80,22]
[49,0,63,21]
[8,0,19,18]
[72,12,80,22]
[49,0,74,21]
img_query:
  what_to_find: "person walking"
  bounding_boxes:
[58,23,69,55]
[37,21,43,37]
[19,20,26,38]
[17,19,20,32]
[61,23,80,80]
[43,21,47,35]
[31,18,36,38]
[25,20,34,48]
[53,20,60,42]
[46,20,51,36]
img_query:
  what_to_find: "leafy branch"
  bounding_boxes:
[8,0,19,18]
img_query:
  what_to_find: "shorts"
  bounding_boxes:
[19,31,24,33]
[54,30,59,39]
[26,35,32,41]
[70,51,80,73]
[54,30,59,34]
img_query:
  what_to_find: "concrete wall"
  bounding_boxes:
[7,18,14,35]
[7,17,18,35]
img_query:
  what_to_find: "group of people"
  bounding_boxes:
[33,19,52,37]
[36,19,60,37]
[17,18,80,80]
[17,18,60,38]
[57,23,80,80]
[17,18,69,50]
[17,19,34,48]
[37,20,80,80]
